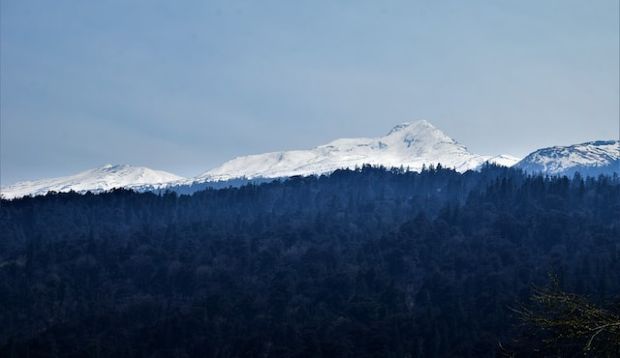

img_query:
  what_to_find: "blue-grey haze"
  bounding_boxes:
[1,0,619,185]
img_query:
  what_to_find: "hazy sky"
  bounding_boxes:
[1,0,619,185]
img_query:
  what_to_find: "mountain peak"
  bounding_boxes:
[98,164,127,172]
[100,163,128,169]
[96,164,149,174]
[386,120,435,136]
[384,120,457,149]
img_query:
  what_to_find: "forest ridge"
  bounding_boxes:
[1,165,619,357]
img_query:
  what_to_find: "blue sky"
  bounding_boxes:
[1,0,619,184]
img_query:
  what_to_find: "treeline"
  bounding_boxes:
[0,165,619,357]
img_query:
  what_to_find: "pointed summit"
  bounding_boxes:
[383,120,458,152]
[386,120,435,136]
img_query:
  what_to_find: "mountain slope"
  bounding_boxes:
[1,164,184,200]
[515,140,620,176]
[196,120,517,182]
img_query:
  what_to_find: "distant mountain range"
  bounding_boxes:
[2,121,618,199]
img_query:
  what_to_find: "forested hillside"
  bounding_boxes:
[1,166,619,357]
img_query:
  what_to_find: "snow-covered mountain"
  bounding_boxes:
[515,140,620,176]
[1,164,184,200]
[196,120,519,182]
[1,121,523,199]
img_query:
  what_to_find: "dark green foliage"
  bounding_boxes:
[0,166,619,357]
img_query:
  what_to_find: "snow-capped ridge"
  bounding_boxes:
[1,164,185,200]
[515,140,619,176]
[195,120,517,182]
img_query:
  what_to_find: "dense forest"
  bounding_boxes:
[1,165,619,357]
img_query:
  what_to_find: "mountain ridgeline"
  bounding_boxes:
[2,121,618,200]
[195,120,519,181]
[1,165,619,357]
[516,140,620,177]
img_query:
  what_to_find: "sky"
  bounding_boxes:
[1,0,619,185]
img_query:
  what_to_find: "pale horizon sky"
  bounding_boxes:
[1,0,619,185]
